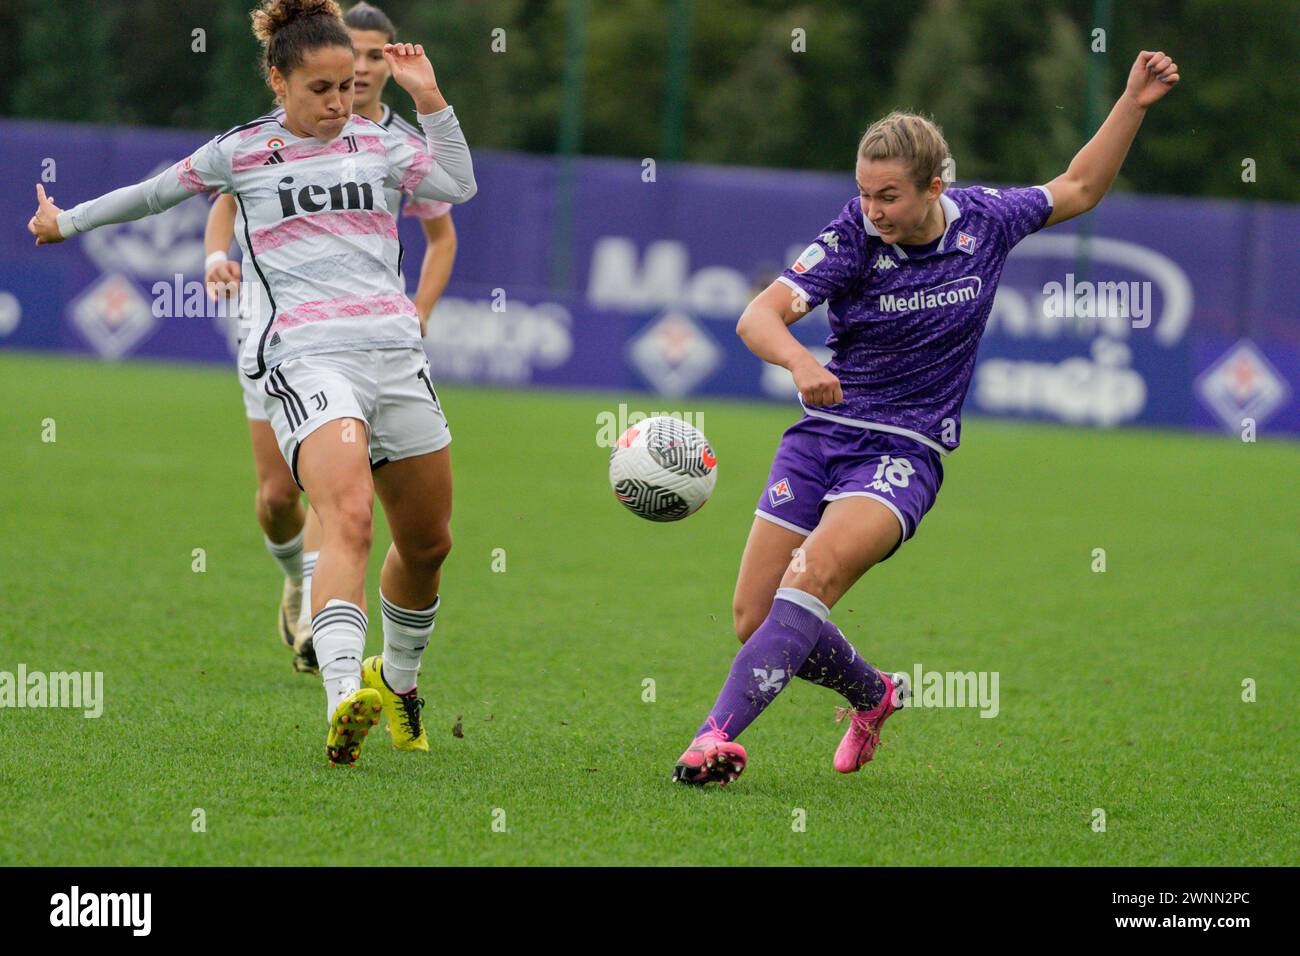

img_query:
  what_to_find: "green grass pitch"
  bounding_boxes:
[1,351,1295,866]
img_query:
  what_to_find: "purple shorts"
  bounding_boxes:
[754,415,944,559]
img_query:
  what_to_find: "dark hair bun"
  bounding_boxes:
[252,0,344,44]
[250,0,350,84]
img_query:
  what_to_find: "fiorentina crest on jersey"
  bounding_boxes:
[956,232,977,255]
[768,477,794,507]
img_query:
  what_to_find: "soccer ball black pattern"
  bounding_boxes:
[646,417,716,478]
[612,478,690,522]
[608,416,717,522]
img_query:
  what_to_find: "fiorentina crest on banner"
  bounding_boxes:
[68,274,156,359]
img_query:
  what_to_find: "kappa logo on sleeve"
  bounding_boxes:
[792,243,826,274]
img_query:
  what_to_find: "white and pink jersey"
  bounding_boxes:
[232,104,454,336]
[57,104,475,378]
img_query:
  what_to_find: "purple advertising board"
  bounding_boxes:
[1,117,1296,438]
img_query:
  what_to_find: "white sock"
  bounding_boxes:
[313,599,367,721]
[379,592,438,694]
[298,551,319,634]
[266,529,305,582]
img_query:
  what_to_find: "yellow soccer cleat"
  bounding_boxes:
[362,656,429,751]
[326,687,383,766]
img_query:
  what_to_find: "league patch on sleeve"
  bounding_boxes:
[792,243,826,274]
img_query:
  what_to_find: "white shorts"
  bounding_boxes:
[240,364,270,421]
[236,329,270,421]
[258,347,451,487]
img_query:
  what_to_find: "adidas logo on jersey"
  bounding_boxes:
[277,175,375,218]
[874,254,898,271]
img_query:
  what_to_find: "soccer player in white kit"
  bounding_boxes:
[203,1,459,677]
[28,0,476,766]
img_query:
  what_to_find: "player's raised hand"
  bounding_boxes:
[27,184,66,246]
[383,43,443,110]
[206,260,242,302]
[1125,51,1180,108]
[790,353,843,407]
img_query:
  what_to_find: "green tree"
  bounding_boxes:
[889,0,990,182]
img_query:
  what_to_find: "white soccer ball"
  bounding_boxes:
[609,416,717,522]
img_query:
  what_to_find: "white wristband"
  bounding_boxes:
[204,251,228,273]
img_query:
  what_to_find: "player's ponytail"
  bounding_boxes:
[857,112,951,193]
[251,0,351,85]
[343,2,397,41]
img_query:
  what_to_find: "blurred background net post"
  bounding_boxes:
[0,0,1295,866]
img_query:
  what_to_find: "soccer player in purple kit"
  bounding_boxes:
[673,51,1180,786]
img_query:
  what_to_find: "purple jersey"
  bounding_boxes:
[778,185,1053,453]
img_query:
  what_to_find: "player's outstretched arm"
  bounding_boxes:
[1043,51,1180,228]
[29,151,221,246]
[384,42,476,204]
[737,281,843,406]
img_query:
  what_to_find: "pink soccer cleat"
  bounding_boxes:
[833,670,910,773]
[672,718,748,786]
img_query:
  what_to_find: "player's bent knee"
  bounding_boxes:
[733,605,763,643]
[783,558,840,606]
[257,478,300,518]
[402,530,451,575]
[329,495,374,555]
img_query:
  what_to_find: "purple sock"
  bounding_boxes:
[796,619,887,710]
[697,588,826,741]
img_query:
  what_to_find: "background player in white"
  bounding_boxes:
[29,0,476,766]
[204,1,460,674]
